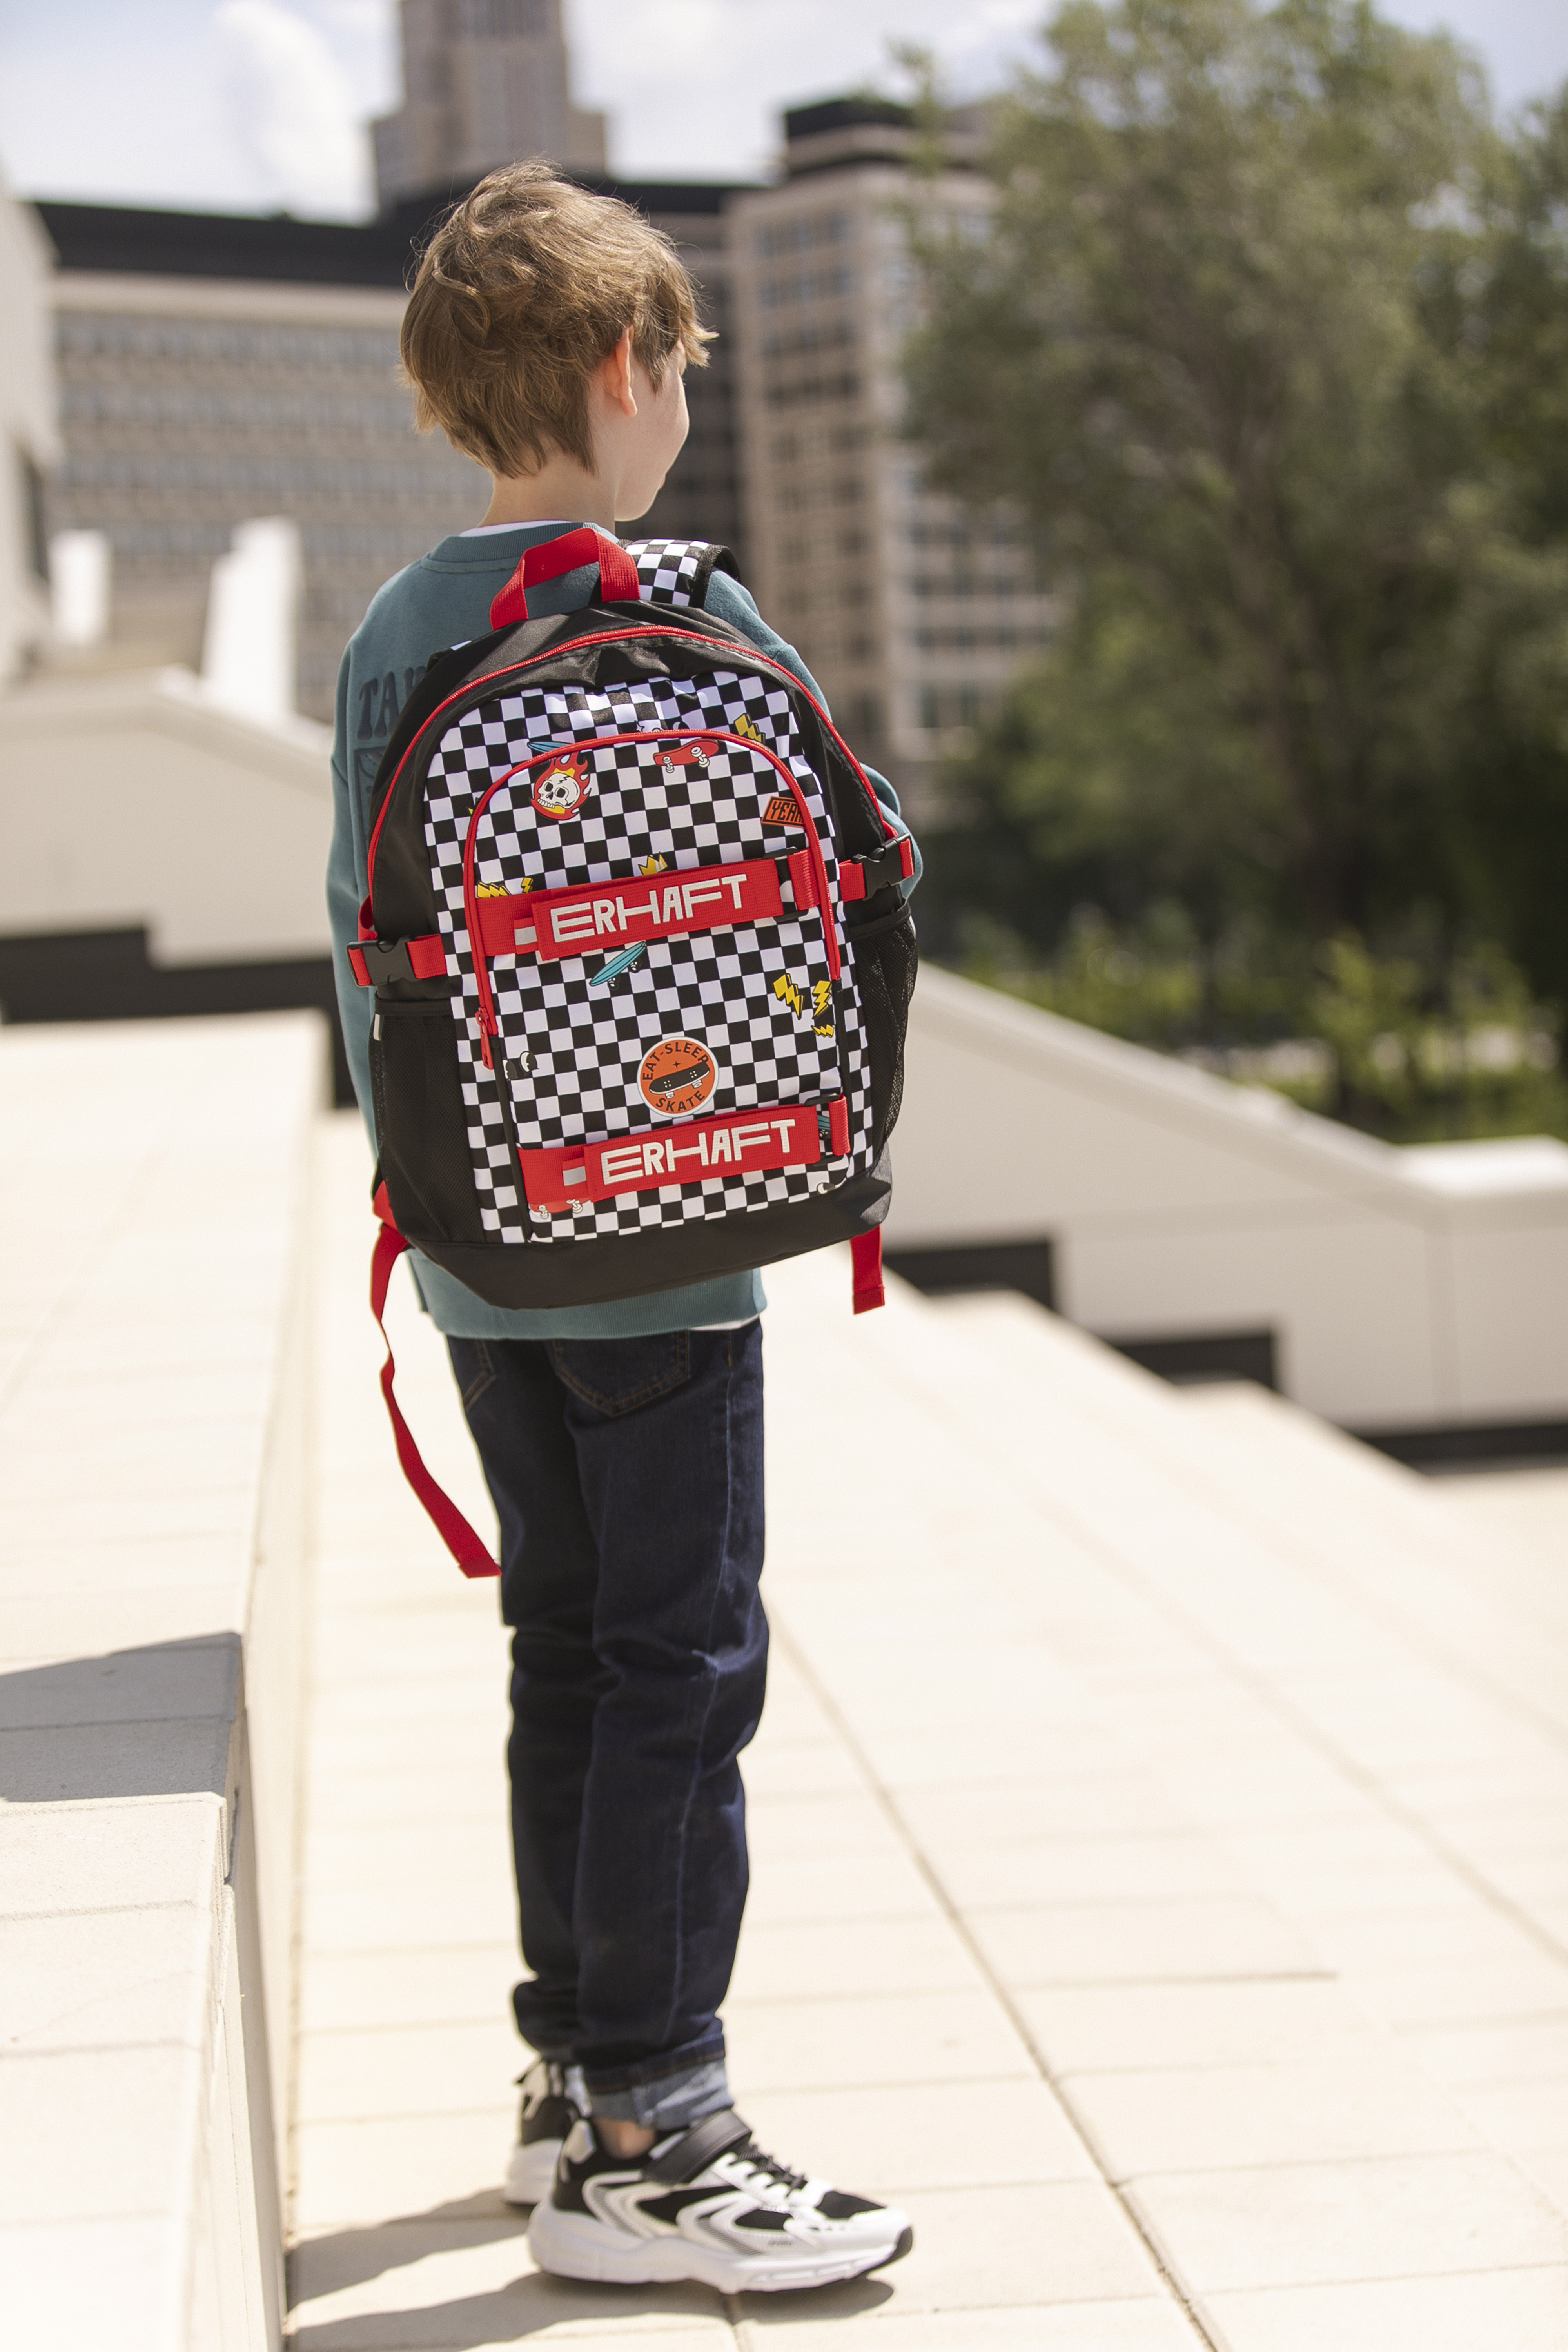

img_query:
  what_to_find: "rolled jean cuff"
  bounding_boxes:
[583,2048,731,2132]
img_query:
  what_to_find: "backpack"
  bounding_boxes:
[348,527,918,1573]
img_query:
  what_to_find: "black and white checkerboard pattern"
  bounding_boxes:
[624,537,711,608]
[420,666,874,1243]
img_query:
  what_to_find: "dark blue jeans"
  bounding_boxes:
[447,1322,766,2129]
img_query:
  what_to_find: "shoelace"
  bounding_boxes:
[728,2139,810,2197]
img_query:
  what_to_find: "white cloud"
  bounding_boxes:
[5,0,1564,221]
[0,3,272,212]
[564,0,1047,179]
[215,0,371,214]
[562,0,1568,181]
[315,0,402,115]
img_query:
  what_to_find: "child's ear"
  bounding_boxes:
[600,327,638,418]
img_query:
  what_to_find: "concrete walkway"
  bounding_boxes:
[288,1114,1568,2350]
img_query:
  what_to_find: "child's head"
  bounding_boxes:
[401,162,710,491]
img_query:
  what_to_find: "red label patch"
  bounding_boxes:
[522,1103,821,1209]
[638,1036,717,1117]
[763,793,804,829]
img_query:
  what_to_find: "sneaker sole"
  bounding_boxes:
[504,2140,564,2207]
[529,2200,913,2293]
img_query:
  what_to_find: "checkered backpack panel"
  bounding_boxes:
[422,663,873,1243]
[624,537,731,608]
[358,531,914,1290]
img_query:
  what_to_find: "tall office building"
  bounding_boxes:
[728,100,1055,824]
[372,0,607,211]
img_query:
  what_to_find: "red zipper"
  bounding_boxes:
[365,624,895,912]
[460,724,843,1066]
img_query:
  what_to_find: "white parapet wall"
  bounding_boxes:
[0,665,332,965]
[0,1013,327,2348]
[887,965,1568,1432]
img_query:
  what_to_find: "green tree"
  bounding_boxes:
[906,0,1509,951]
[1437,90,1568,1002]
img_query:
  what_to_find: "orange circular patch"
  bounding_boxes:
[638,1036,717,1118]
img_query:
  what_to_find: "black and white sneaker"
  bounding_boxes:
[528,2108,913,2292]
[503,2058,577,2207]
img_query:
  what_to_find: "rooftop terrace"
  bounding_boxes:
[4,1015,1568,2348]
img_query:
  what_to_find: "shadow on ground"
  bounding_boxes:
[0,1637,240,1801]
[288,2192,530,2302]
[288,2189,896,2344]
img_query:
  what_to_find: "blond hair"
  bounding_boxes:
[401,162,711,479]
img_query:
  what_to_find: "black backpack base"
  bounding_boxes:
[387,1155,892,1312]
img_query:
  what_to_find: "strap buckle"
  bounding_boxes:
[841,837,915,903]
[862,839,915,893]
[356,937,416,986]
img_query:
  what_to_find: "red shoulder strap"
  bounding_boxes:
[490,527,642,630]
[851,1229,885,1315]
[370,1189,500,1578]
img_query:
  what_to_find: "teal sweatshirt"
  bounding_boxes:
[327,522,920,1338]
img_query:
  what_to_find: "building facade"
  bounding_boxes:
[38,203,485,722]
[37,185,748,725]
[372,0,607,210]
[0,172,58,681]
[620,183,747,569]
[35,82,1043,775]
[728,101,1055,824]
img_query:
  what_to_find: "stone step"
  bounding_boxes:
[755,1251,1568,2345]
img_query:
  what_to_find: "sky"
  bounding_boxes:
[2,0,1566,221]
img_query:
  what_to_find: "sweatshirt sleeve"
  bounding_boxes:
[327,640,378,1153]
[701,572,922,898]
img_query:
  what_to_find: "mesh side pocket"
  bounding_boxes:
[849,906,918,1152]
[370,999,489,1245]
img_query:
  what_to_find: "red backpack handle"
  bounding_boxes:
[490,527,641,630]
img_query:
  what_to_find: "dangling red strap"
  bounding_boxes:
[490,527,642,630]
[370,1189,500,1578]
[851,1229,885,1316]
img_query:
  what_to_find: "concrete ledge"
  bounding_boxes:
[0,1014,326,2348]
[0,666,332,962]
[889,966,1568,1428]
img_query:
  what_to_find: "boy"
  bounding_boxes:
[328,163,918,2294]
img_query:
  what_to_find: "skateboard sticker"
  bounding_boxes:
[659,739,712,785]
[590,942,650,991]
[638,1036,718,1117]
